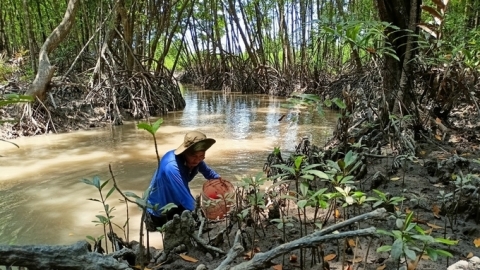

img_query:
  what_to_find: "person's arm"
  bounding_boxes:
[164,162,196,211]
[198,161,220,180]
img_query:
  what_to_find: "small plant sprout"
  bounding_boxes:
[377,211,458,268]
[82,176,117,253]
[368,189,405,212]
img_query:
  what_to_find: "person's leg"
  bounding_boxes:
[144,212,168,231]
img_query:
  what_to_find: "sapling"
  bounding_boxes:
[377,211,458,269]
[82,176,117,253]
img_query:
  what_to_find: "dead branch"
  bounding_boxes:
[0,241,132,270]
[216,208,386,270]
[214,230,244,270]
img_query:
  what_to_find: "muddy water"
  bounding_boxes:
[0,86,336,248]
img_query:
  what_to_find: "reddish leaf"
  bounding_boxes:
[431,0,446,10]
[421,5,444,21]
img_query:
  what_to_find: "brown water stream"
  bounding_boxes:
[0,86,336,248]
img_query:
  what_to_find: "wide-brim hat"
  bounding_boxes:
[174,131,216,155]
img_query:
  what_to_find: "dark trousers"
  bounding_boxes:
[144,205,186,232]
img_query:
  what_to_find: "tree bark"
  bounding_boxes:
[376,0,421,113]
[27,0,80,100]
[392,0,419,114]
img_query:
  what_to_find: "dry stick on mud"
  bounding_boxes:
[215,208,387,270]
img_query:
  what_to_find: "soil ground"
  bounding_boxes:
[147,121,480,270]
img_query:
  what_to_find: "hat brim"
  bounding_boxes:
[174,138,216,155]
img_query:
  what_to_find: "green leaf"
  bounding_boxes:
[305,170,329,180]
[376,245,392,252]
[391,230,403,239]
[344,151,354,167]
[294,156,304,170]
[426,247,438,261]
[92,176,101,189]
[135,198,146,207]
[105,186,116,199]
[434,238,458,245]
[404,211,414,227]
[81,178,94,186]
[332,98,347,109]
[373,189,387,200]
[137,123,153,135]
[348,160,363,174]
[310,188,328,198]
[124,191,141,199]
[412,234,435,243]
[339,175,355,185]
[391,238,404,260]
[151,118,164,133]
[95,215,109,223]
[86,235,96,241]
[297,199,308,209]
[301,174,314,180]
[373,201,383,208]
[433,249,453,258]
[100,180,110,190]
[300,182,309,196]
[326,160,341,171]
[404,246,416,260]
[302,164,321,171]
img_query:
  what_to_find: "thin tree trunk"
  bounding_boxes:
[27,0,80,100]
[226,0,258,66]
[376,0,415,113]
[392,0,419,114]
[22,0,38,73]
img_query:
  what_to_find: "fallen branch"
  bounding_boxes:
[216,208,386,270]
[214,230,244,270]
[0,241,132,270]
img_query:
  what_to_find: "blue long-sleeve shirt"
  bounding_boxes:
[147,150,220,216]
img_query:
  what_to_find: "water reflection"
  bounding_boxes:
[0,86,336,247]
